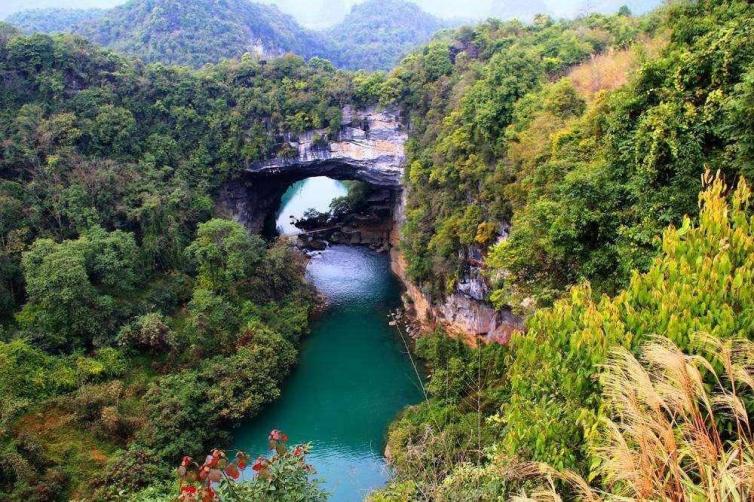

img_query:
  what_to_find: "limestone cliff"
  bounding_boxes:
[217,106,406,232]
[246,106,407,187]
[389,192,523,344]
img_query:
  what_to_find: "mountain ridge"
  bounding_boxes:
[71,0,331,67]
[325,0,450,70]
[3,0,448,70]
[5,8,105,34]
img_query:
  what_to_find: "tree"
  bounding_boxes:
[18,238,111,350]
[186,219,265,297]
[17,228,141,350]
[91,106,137,157]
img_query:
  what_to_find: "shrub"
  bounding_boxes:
[117,313,174,353]
[176,431,326,502]
[138,331,296,461]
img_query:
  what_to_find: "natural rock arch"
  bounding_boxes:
[216,105,523,341]
[217,106,407,232]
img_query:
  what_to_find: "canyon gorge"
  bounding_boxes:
[218,105,523,344]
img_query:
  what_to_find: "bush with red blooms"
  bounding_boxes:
[176,430,326,501]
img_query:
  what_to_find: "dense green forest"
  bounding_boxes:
[369,0,754,498]
[2,0,754,500]
[4,0,451,71]
[389,0,752,310]
[73,0,332,67]
[5,8,105,35]
[0,28,368,499]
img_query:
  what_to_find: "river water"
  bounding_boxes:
[233,177,423,500]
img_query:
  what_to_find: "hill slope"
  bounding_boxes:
[5,8,104,34]
[326,0,447,70]
[5,0,450,71]
[73,0,331,67]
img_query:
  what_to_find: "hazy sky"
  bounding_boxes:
[1,0,664,28]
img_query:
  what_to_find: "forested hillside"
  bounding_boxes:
[326,0,449,71]
[369,0,754,498]
[4,0,452,70]
[0,30,366,499]
[5,8,105,34]
[387,0,752,312]
[387,9,659,302]
[73,0,331,67]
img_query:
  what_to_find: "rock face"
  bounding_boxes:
[217,106,406,232]
[389,192,524,344]
[246,106,407,187]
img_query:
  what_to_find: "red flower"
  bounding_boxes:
[198,465,211,481]
[236,452,248,469]
[269,429,288,442]
[292,446,305,457]
[224,463,240,479]
[180,485,198,495]
[251,457,268,472]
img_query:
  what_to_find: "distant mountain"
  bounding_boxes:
[72,0,331,67]
[5,8,105,34]
[4,0,449,71]
[326,0,448,71]
[0,1,120,21]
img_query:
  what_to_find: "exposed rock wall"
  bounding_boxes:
[217,106,407,232]
[246,106,407,187]
[389,192,523,344]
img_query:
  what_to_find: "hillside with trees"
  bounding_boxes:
[325,0,450,71]
[5,8,105,34]
[0,29,370,499]
[4,0,452,70]
[72,0,332,67]
[368,0,754,498]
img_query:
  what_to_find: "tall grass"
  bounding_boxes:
[566,36,667,99]
[513,335,754,501]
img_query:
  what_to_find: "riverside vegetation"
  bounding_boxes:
[0,23,379,499]
[1,0,754,500]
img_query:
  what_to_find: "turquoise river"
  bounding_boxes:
[233,177,424,500]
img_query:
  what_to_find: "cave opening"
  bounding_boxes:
[219,167,401,251]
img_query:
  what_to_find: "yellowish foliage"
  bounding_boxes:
[567,35,668,100]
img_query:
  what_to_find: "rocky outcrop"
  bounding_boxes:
[217,106,406,232]
[294,189,397,252]
[391,253,523,344]
[389,192,523,344]
[246,106,407,187]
